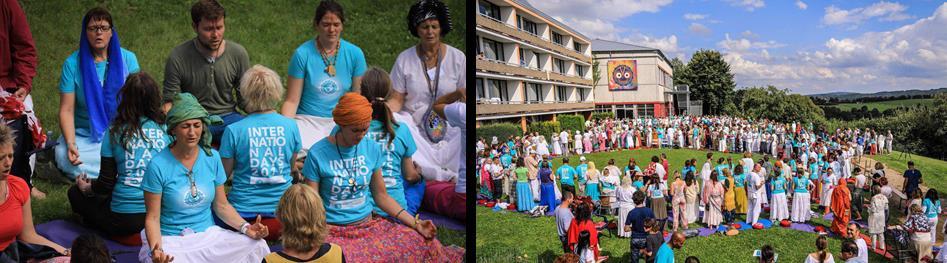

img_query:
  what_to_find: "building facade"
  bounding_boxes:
[591,39,679,119]
[475,0,594,131]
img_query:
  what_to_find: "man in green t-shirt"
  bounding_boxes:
[163,0,249,144]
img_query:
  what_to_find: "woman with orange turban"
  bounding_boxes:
[301,92,463,261]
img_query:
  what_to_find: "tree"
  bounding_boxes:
[669,57,690,88]
[681,49,736,115]
[592,60,601,88]
[735,86,826,127]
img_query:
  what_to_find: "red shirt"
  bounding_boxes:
[567,219,600,260]
[0,175,28,250]
[0,0,37,92]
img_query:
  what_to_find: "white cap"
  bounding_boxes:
[580,156,587,162]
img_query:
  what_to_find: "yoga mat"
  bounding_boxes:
[789,223,817,233]
[698,227,717,237]
[758,219,773,229]
[737,221,751,230]
[717,225,728,232]
[35,220,141,263]
[418,211,466,232]
[823,212,834,221]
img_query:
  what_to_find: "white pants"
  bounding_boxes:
[792,192,811,222]
[747,197,761,225]
[770,193,789,221]
[294,114,335,151]
[393,112,462,182]
[530,179,541,202]
[139,226,270,263]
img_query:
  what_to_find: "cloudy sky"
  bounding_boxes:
[526,0,947,95]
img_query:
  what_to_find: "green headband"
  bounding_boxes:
[166,93,223,156]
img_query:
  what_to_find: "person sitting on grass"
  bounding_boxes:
[67,72,168,240]
[845,223,868,263]
[805,234,834,263]
[758,244,775,263]
[567,197,599,262]
[654,231,685,263]
[0,125,70,260]
[839,240,863,263]
[263,184,344,262]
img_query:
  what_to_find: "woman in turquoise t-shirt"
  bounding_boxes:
[733,165,748,215]
[922,189,941,242]
[791,173,813,223]
[66,73,168,238]
[56,7,141,180]
[769,175,789,221]
[302,92,462,261]
[281,1,367,151]
[219,65,302,241]
[140,93,269,263]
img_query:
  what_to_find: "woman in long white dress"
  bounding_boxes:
[574,131,583,155]
[536,136,550,157]
[551,135,562,156]
[791,172,814,222]
[615,176,636,237]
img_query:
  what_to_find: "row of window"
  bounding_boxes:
[479,37,586,77]
[595,104,656,118]
[476,78,589,103]
[478,0,584,53]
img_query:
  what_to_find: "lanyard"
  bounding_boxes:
[417,45,442,103]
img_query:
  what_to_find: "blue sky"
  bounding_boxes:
[527,0,947,94]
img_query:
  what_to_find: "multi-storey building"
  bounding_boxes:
[591,39,682,118]
[475,0,594,132]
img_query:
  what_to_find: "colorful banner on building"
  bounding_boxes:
[608,60,638,91]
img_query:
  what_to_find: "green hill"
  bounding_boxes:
[829,98,936,111]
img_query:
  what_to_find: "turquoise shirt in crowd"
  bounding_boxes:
[772,176,787,194]
[59,48,140,130]
[302,136,384,225]
[557,164,577,186]
[287,39,367,117]
[141,149,226,236]
[734,173,746,188]
[575,163,588,184]
[500,153,512,168]
[219,113,302,214]
[654,242,674,263]
[100,118,169,213]
[794,177,810,193]
[357,121,417,217]
[923,198,941,219]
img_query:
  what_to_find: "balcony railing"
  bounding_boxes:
[476,100,595,117]
[477,14,589,63]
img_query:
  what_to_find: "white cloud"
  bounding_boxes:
[689,23,712,36]
[717,33,785,52]
[727,0,765,11]
[730,3,947,94]
[823,1,913,28]
[741,30,759,39]
[795,0,808,10]
[684,13,708,20]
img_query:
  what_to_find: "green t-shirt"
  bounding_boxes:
[163,38,249,115]
[515,167,528,182]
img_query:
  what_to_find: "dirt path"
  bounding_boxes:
[853,155,944,245]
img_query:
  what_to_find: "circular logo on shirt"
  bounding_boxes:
[183,188,207,206]
[319,78,340,95]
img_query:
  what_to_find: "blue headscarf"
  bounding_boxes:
[79,16,127,143]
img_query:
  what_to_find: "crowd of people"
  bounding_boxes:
[0,0,466,262]
[477,115,943,262]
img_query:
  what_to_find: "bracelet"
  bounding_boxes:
[239,222,251,235]
[396,208,406,219]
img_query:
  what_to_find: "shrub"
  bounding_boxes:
[476,123,522,142]
[527,121,560,140]
[558,114,586,133]
[590,112,615,121]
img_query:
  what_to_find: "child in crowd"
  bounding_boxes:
[644,218,663,263]
[263,184,343,262]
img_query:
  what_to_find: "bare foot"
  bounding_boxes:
[31,187,46,200]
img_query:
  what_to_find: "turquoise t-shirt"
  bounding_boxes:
[649,184,665,198]
[655,242,674,263]
[682,166,696,178]
[771,176,787,194]
[287,39,367,117]
[633,180,644,190]
[101,118,169,213]
[923,199,941,219]
[715,164,730,181]
[302,136,384,225]
[58,48,140,130]
[219,113,302,214]
[347,121,418,217]
[575,164,588,184]
[557,164,577,186]
[500,154,512,168]
[794,177,810,193]
[809,163,820,180]
[141,149,226,236]
[734,173,746,188]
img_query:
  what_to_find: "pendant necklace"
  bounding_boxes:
[335,133,359,192]
[186,169,198,198]
[317,36,340,77]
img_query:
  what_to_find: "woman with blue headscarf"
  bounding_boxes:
[56,7,140,180]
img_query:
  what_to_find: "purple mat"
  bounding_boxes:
[789,223,817,233]
[35,220,141,263]
[419,211,465,232]
[698,227,717,236]
[823,212,834,221]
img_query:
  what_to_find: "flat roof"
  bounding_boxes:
[591,38,671,64]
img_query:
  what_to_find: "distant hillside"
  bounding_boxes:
[808,87,947,101]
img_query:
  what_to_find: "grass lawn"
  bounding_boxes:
[871,151,947,194]
[829,98,936,111]
[19,0,466,249]
[476,206,892,262]
[544,148,764,175]
[479,149,899,262]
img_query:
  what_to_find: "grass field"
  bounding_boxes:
[829,98,935,111]
[19,0,466,249]
[478,148,899,262]
[870,150,947,195]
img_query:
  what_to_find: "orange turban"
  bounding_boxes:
[333,92,373,126]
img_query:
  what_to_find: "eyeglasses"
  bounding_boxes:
[86,26,112,33]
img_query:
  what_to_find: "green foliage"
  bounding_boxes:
[825,94,947,160]
[526,121,560,140]
[557,114,585,134]
[592,60,602,88]
[735,86,827,128]
[679,49,737,115]
[669,57,690,88]
[476,123,522,141]
[590,111,615,120]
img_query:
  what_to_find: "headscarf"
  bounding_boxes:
[79,15,127,142]
[407,0,452,37]
[166,93,222,156]
[332,92,372,126]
